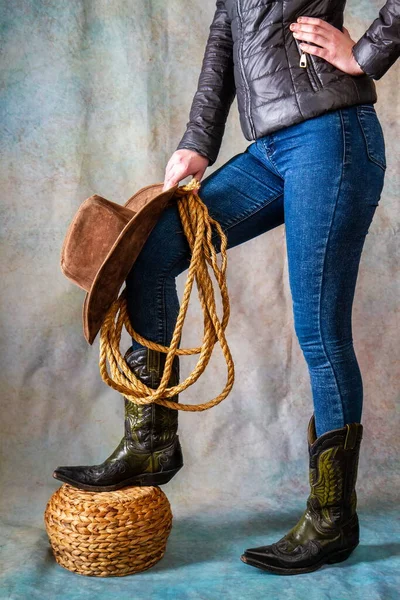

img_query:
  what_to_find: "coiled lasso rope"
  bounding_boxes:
[98,177,235,411]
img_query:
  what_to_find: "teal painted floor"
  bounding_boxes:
[1,502,398,600]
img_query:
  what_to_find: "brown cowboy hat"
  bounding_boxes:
[60,182,179,345]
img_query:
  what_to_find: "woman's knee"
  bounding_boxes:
[294,318,354,370]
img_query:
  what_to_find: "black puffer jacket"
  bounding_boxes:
[176,0,399,166]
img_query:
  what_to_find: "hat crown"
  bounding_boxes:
[61,195,136,292]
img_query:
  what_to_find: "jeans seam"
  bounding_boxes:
[156,277,166,346]
[259,139,283,179]
[317,109,346,427]
[162,278,167,346]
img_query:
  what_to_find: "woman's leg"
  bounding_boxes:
[125,141,286,351]
[269,104,386,437]
[241,104,385,573]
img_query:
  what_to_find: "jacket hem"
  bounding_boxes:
[247,76,377,142]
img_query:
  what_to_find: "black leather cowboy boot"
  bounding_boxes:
[241,414,363,574]
[53,346,183,491]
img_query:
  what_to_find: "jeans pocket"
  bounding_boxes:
[356,104,387,172]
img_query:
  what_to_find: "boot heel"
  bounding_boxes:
[136,465,183,486]
[326,546,357,564]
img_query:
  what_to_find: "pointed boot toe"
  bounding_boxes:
[52,457,132,491]
[52,464,100,487]
[241,543,287,573]
[243,544,271,557]
[53,465,88,485]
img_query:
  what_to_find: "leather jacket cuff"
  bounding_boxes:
[352,38,390,81]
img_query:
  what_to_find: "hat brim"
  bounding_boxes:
[82,182,178,345]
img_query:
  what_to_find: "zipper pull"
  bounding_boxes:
[300,51,307,68]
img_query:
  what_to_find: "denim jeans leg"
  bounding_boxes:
[125,143,285,352]
[271,105,386,437]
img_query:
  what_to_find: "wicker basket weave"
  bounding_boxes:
[44,483,173,577]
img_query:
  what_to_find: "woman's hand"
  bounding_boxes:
[162,149,209,192]
[290,16,365,77]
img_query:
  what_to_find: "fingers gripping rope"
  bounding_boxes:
[98,178,235,412]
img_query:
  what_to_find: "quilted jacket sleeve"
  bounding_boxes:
[351,0,400,80]
[175,0,236,167]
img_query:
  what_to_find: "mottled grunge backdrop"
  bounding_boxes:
[0,1,399,599]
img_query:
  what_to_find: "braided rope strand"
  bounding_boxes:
[98,178,235,411]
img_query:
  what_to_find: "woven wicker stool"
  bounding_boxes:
[44,483,173,577]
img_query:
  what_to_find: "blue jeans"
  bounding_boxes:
[125,103,386,438]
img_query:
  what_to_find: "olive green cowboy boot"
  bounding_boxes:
[241,414,363,574]
[53,346,183,491]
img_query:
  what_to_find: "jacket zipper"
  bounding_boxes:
[237,0,256,138]
[294,37,322,92]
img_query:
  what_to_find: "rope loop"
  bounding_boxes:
[98,177,235,411]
